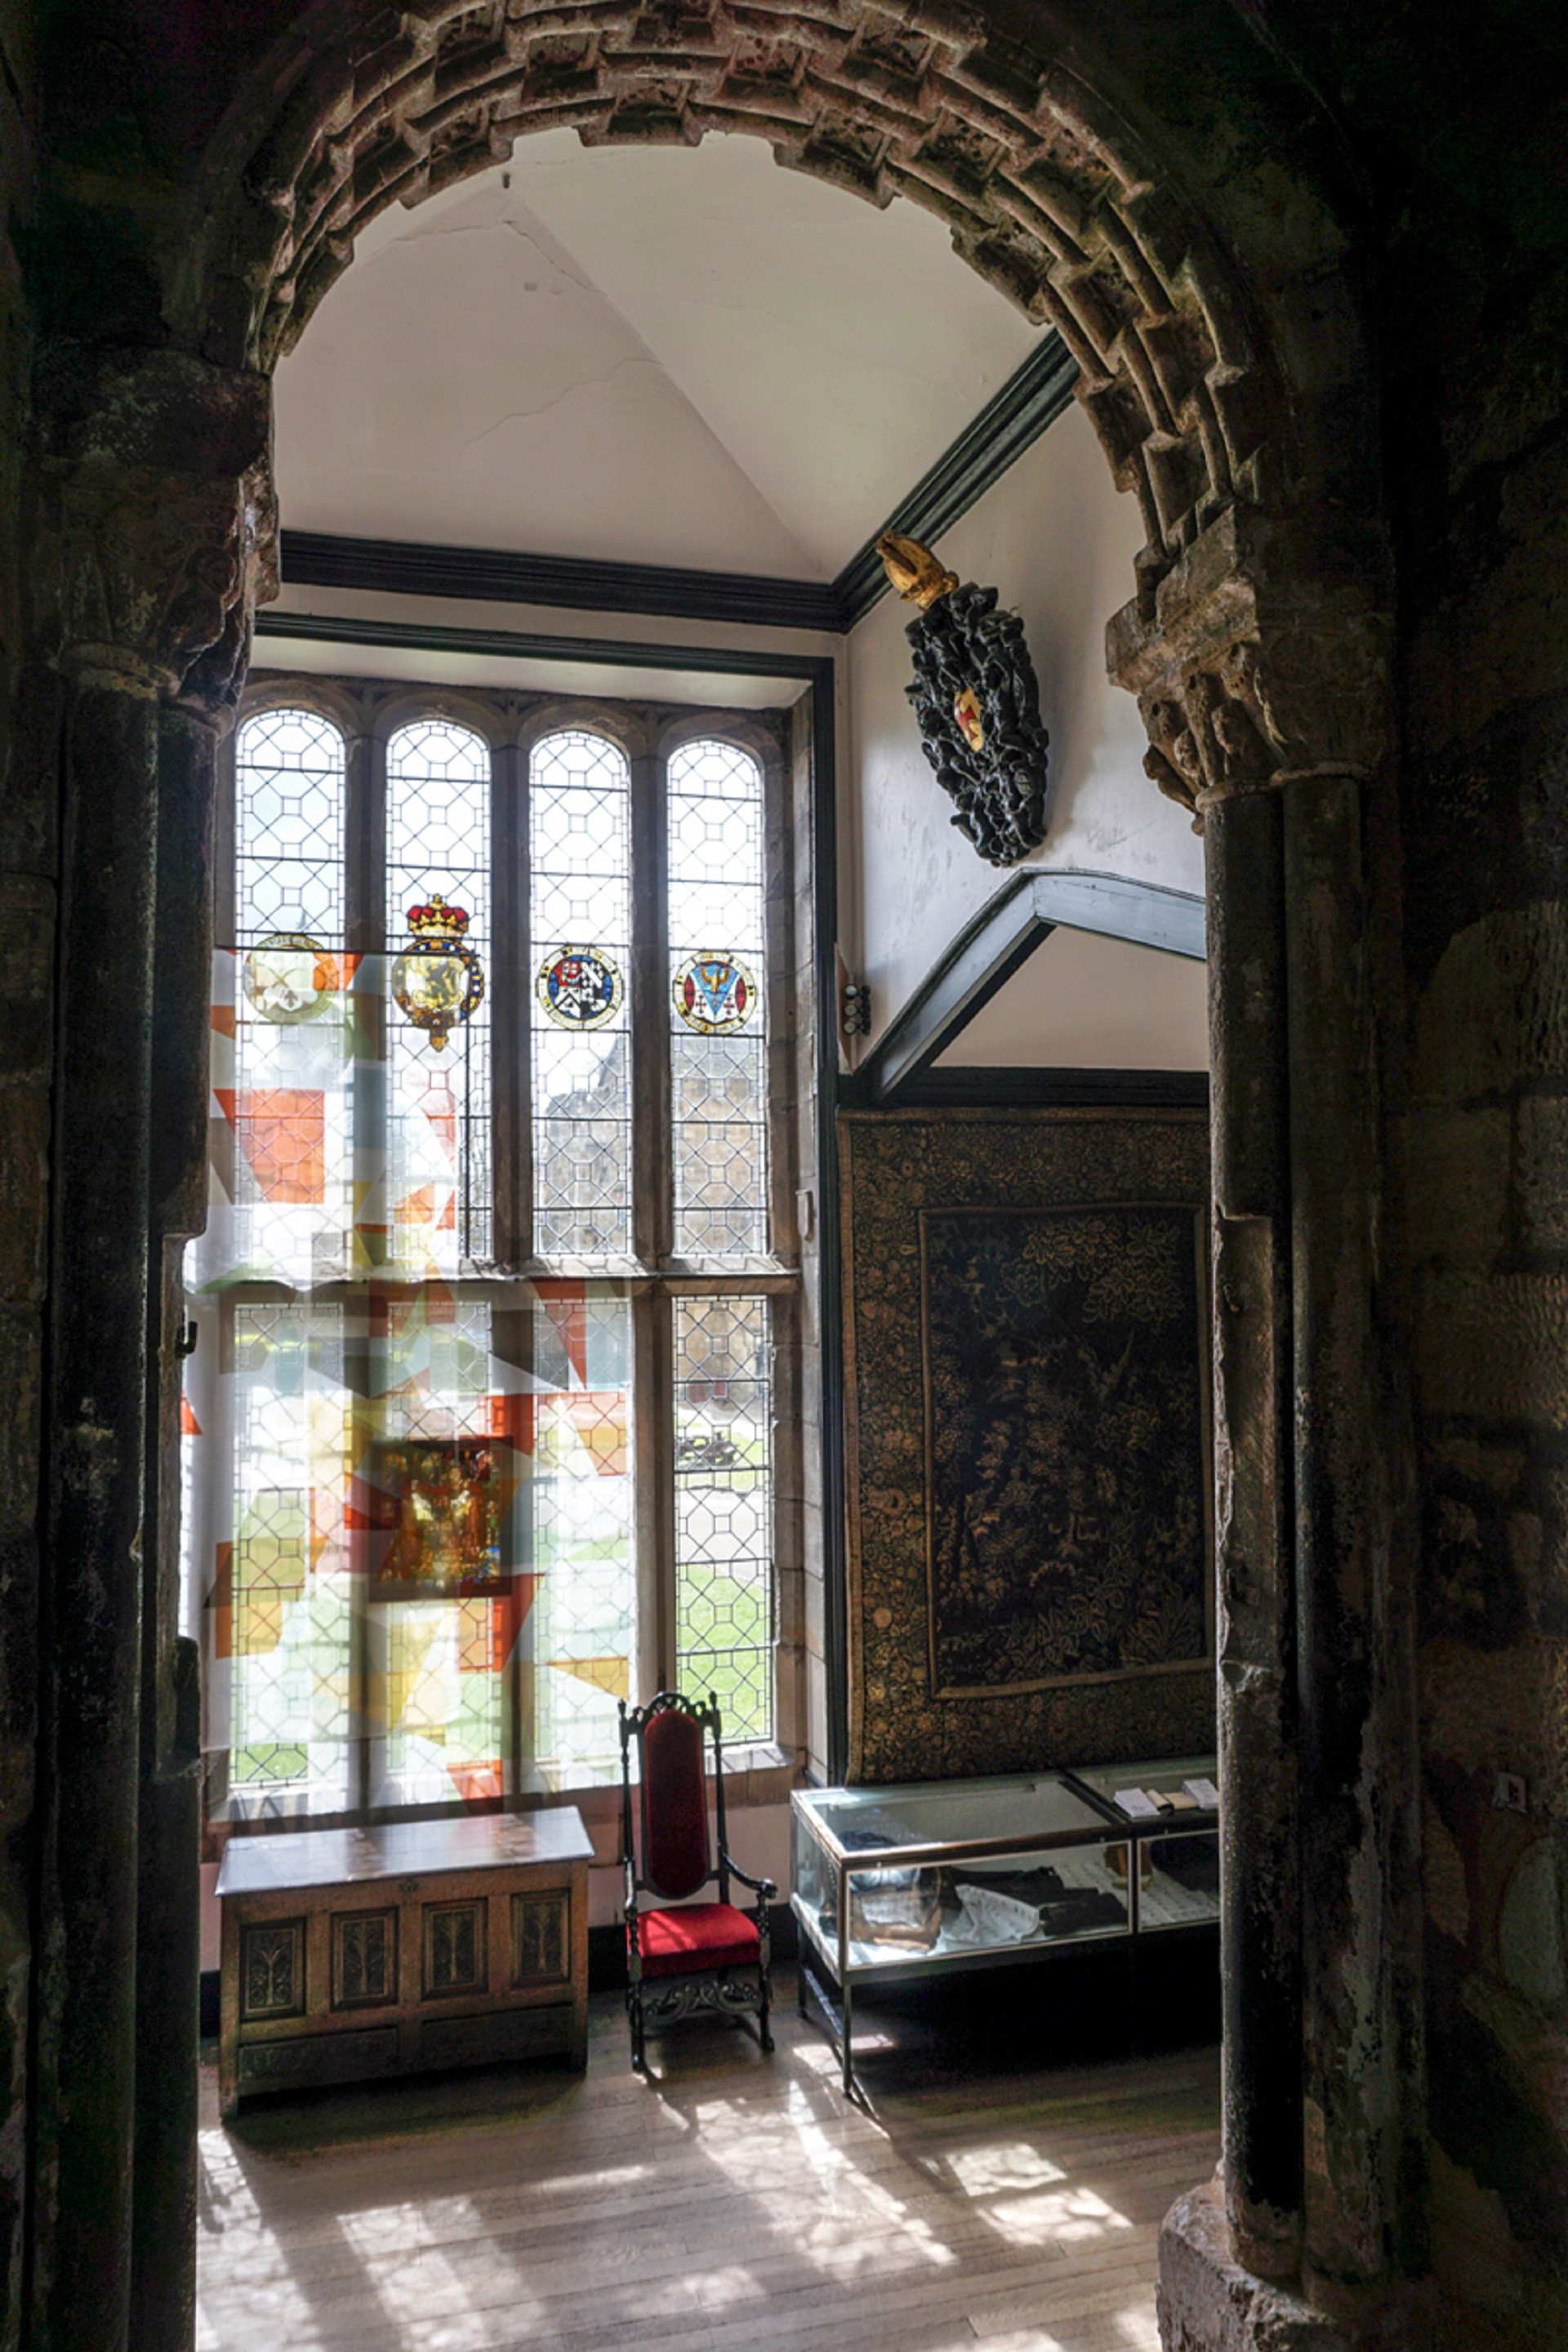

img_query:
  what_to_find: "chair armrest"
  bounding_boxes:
[722,1856,777,1903]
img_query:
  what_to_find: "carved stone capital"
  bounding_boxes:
[35,348,278,714]
[1107,506,1392,831]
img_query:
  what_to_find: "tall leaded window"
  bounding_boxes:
[185,692,794,1826]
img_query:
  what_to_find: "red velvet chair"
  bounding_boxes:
[617,1690,776,2073]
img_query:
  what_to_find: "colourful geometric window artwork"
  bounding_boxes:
[530,1290,635,1775]
[674,1294,774,1744]
[667,742,768,1257]
[530,733,632,1258]
[191,697,786,1829]
[222,711,353,1288]
[387,719,492,1270]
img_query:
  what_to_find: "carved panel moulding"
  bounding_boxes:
[188,0,1278,617]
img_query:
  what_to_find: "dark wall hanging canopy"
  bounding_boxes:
[880,531,1051,868]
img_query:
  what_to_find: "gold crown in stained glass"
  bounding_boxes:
[392,893,484,1052]
[406,897,471,941]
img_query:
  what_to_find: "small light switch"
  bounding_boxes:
[1493,1771,1528,1814]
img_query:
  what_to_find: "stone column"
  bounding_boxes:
[1111,509,1420,2339]
[131,667,238,2352]
[38,650,163,2350]
[29,348,273,2351]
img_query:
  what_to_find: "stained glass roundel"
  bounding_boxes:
[243,933,336,1024]
[537,946,623,1030]
[672,951,757,1035]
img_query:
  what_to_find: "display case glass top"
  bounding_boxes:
[791,1772,1133,1985]
[802,1772,1108,1859]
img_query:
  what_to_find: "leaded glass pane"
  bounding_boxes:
[364,1294,510,1810]
[673,1294,773,1742]
[667,739,768,1257]
[235,706,345,947]
[221,710,354,1286]
[530,1290,635,1779]
[386,719,492,1268]
[530,731,632,1258]
[224,1302,354,1818]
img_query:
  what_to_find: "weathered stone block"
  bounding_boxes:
[1513,1095,1568,1256]
[0,873,55,1086]
[1414,1268,1568,1428]
[1411,906,1568,1106]
[0,1305,40,1536]
[1158,2176,1352,2352]
[1398,1105,1508,1267]
[0,1080,47,1305]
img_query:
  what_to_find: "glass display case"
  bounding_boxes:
[791,1756,1219,2095]
[1062,1753,1220,1935]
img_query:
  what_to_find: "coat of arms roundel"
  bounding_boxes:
[878,532,1051,867]
[672,952,756,1035]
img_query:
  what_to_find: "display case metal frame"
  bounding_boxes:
[790,1758,1218,2098]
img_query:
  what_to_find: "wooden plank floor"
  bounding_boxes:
[197,1971,1218,2352]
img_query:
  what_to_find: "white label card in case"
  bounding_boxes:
[1115,1788,1160,1819]
[1183,1778,1220,1811]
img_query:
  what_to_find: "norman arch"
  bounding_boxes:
[20,6,1419,2349]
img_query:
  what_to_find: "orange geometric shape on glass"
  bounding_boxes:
[393,1183,439,1226]
[550,1655,630,1701]
[565,1391,628,1477]
[537,1281,589,1386]
[180,1396,201,1437]
[447,1761,505,1804]
[216,1088,326,1204]
[207,1542,234,1660]
[486,1392,537,1455]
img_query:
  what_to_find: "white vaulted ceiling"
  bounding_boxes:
[273,128,1042,580]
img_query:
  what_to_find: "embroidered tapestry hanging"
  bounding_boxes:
[878,531,1051,868]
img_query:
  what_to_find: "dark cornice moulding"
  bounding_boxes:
[882,1067,1209,1110]
[846,866,1206,1107]
[277,537,842,634]
[832,332,1080,629]
[252,607,833,684]
[278,330,1078,638]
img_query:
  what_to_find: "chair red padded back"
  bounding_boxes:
[640,1704,710,1900]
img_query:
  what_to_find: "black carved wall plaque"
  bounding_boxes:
[903,583,1052,866]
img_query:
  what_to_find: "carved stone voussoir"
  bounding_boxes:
[35,349,278,715]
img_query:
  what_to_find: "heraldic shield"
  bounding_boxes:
[879,532,1051,868]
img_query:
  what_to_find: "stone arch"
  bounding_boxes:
[188,0,1294,620]
[24,5,1419,2346]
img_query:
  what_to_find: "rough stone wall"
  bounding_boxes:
[1222,9,1568,2341]
[1396,150,1568,2352]
[0,1,42,2336]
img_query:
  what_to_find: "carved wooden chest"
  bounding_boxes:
[217,1810,593,2115]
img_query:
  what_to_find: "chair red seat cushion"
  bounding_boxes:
[635,1902,760,1978]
